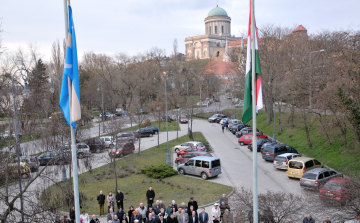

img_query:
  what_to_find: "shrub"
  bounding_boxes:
[140,164,178,179]
[140,118,152,128]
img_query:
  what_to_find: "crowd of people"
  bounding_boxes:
[54,187,359,223]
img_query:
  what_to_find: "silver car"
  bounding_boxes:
[100,136,115,149]
[116,132,136,143]
[177,156,221,180]
[300,168,343,190]
[273,153,300,170]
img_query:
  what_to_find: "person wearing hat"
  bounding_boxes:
[188,197,198,213]
[211,203,220,223]
[222,209,233,223]
[80,210,90,223]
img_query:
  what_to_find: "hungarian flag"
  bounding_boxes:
[242,2,263,124]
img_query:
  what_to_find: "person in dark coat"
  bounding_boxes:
[119,212,128,223]
[153,200,161,215]
[262,207,274,223]
[116,207,125,220]
[146,186,156,208]
[90,214,100,223]
[69,206,75,223]
[158,214,167,223]
[189,211,198,223]
[171,200,178,212]
[188,206,196,218]
[63,215,71,223]
[219,201,230,222]
[97,190,106,216]
[167,213,178,223]
[198,208,209,223]
[303,214,315,223]
[188,197,198,212]
[116,189,124,210]
[128,206,135,219]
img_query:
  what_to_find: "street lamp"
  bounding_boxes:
[11,68,31,222]
[97,82,105,134]
[309,49,325,111]
[50,76,67,182]
[268,74,276,142]
[164,72,171,165]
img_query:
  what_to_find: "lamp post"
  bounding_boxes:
[164,73,171,165]
[50,76,67,182]
[11,68,31,222]
[97,82,105,134]
[268,74,276,142]
[309,49,325,111]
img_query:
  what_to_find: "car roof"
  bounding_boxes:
[305,168,330,174]
[289,157,316,162]
[189,156,219,161]
[276,153,298,157]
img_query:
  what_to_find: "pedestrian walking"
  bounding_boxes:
[116,189,124,210]
[97,190,106,216]
[146,186,155,208]
[222,125,224,133]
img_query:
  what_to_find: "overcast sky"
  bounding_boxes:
[1,0,359,62]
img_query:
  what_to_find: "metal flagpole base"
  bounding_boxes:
[166,152,171,164]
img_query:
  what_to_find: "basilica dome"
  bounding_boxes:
[207,5,228,17]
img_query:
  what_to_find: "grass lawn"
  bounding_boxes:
[42,132,231,214]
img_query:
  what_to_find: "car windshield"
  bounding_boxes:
[211,159,220,168]
[324,182,343,190]
[116,144,124,149]
[197,143,204,147]
[302,173,317,180]
[289,161,303,169]
[274,156,286,162]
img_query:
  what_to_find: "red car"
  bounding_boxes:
[179,116,188,124]
[238,132,268,146]
[175,152,212,165]
[108,142,135,158]
[319,177,358,205]
[176,146,207,157]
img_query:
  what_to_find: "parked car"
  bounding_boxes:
[220,118,230,125]
[228,119,242,125]
[176,146,208,157]
[229,124,249,134]
[1,131,11,139]
[14,156,40,172]
[174,141,205,153]
[300,168,343,190]
[272,153,300,170]
[236,127,259,138]
[215,115,228,123]
[137,109,149,115]
[262,144,298,161]
[238,132,268,146]
[179,116,188,124]
[108,142,135,158]
[116,132,136,143]
[0,162,31,179]
[286,157,323,179]
[99,111,114,118]
[248,138,271,151]
[84,138,106,153]
[260,141,279,153]
[133,131,140,140]
[100,136,116,149]
[177,156,221,180]
[319,177,358,205]
[114,112,123,116]
[75,143,92,158]
[208,114,224,123]
[38,149,71,166]
[162,114,176,121]
[136,128,154,137]
[147,126,159,135]
[175,152,212,165]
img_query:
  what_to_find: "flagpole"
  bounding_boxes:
[64,1,81,223]
[250,0,258,222]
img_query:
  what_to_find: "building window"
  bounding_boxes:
[197,51,200,59]
[215,26,217,34]
[222,26,224,34]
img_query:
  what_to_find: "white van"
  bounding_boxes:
[177,156,221,180]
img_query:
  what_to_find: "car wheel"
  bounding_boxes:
[240,142,244,146]
[109,144,114,149]
[250,148,252,151]
[178,168,185,175]
[178,154,182,158]
[177,161,182,165]
[150,134,153,137]
[175,148,179,153]
[201,172,208,180]
[96,148,100,153]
